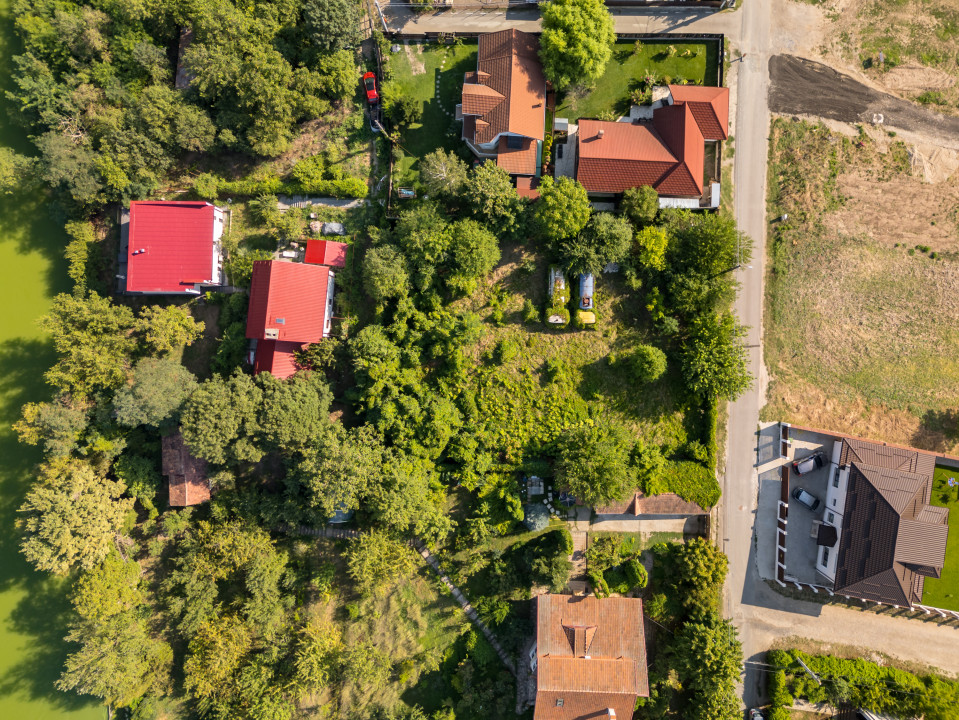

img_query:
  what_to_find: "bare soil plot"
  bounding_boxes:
[763,117,959,453]
[795,0,959,112]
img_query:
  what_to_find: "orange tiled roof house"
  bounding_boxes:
[531,595,649,720]
[458,29,547,178]
[576,84,729,205]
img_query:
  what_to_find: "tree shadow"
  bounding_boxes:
[912,408,959,452]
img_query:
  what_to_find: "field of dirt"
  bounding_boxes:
[763,116,959,453]
[787,0,959,112]
[769,55,959,148]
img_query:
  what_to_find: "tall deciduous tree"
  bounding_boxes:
[346,530,418,595]
[303,0,361,52]
[363,244,411,303]
[255,372,333,451]
[680,312,752,401]
[14,398,89,457]
[298,424,385,520]
[464,160,525,238]
[532,176,591,243]
[180,371,263,465]
[420,148,469,197]
[621,185,659,227]
[540,0,615,89]
[136,305,204,355]
[114,356,198,427]
[555,423,634,506]
[559,211,632,275]
[670,612,743,720]
[445,219,500,295]
[18,459,134,575]
[40,292,137,398]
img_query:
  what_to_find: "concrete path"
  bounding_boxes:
[277,524,361,540]
[277,196,367,210]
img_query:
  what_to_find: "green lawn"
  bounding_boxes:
[558,40,720,121]
[920,466,959,611]
[388,41,479,187]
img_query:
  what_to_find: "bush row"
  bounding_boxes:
[646,460,720,509]
[193,173,368,201]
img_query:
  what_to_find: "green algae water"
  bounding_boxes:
[0,3,102,718]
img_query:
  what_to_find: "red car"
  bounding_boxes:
[362,72,379,104]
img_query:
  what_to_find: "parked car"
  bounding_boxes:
[791,486,821,512]
[748,710,764,720]
[577,273,596,325]
[362,72,379,104]
[792,450,826,475]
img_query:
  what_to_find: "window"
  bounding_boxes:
[832,469,840,488]
[827,512,835,524]
[821,547,830,566]
[507,135,523,149]
[832,498,837,507]
[556,699,564,707]
[275,317,286,325]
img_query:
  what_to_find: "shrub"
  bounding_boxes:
[769,669,794,708]
[494,338,520,364]
[194,173,220,200]
[64,221,97,296]
[625,344,667,383]
[589,569,610,598]
[645,592,667,620]
[546,305,570,326]
[523,298,540,324]
[646,460,720,509]
[559,526,574,555]
[625,558,648,589]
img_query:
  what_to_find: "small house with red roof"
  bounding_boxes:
[458,29,547,178]
[530,595,648,720]
[576,84,729,205]
[245,260,335,379]
[123,201,226,294]
[305,239,349,268]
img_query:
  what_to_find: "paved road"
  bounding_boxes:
[381,4,742,34]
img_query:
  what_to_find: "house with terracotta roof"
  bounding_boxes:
[245,260,335,379]
[458,29,547,178]
[531,594,648,720]
[816,437,949,607]
[162,432,210,506]
[123,201,226,294]
[576,84,729,206]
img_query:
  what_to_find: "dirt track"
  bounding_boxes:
[769,55,959,142]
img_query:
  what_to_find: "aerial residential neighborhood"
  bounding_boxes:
[0,0,958,720]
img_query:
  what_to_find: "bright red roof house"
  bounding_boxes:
[124,201,225,294]
[245,260,335,379]
[305,239,349,268]
[532,595,648,720]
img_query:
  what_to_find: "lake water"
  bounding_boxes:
[0,3,103,717]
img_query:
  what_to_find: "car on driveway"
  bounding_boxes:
[362,72,379,104]
[748,710,764,720]
[791,486,821,512]
[792,450,826,475]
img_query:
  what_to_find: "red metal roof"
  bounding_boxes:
[577,105,704,197]
[245,261,332,344]
[253,340,306,379]
[668,84,730,140]
[305,239,349,268]
[127,201,220,293]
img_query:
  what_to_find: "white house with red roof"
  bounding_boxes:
[245,260,335,379]
[575,84,729,207]
[123,201,225,294]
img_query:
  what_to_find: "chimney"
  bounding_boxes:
[598,129,605,139]
[606,711,616,719]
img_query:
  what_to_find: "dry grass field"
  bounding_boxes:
[763,117,959,451]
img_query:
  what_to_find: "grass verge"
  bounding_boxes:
[920,466,959,611]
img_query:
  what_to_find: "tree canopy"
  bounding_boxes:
[114,357,198,428]
[420,148,468,198]
[555,423,634,506]
[681,312,752,401]
[18,459,134,575]
[532,176,592,242]
[539,0,615,90]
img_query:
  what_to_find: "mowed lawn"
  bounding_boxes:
[388,41,478,186]
[921,466,959,611]
[559,40,720,121]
